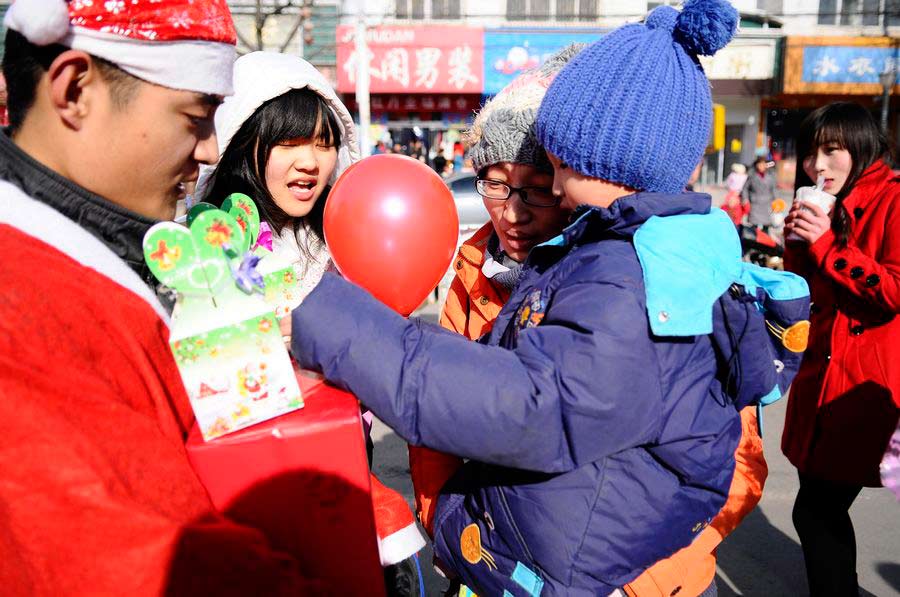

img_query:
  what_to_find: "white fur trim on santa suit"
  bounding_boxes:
[0,181,169,322]
[377,521,427,567]
[64,27,235,96]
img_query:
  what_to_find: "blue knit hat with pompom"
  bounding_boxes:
[535,0,738,194]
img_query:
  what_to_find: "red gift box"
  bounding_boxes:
[186,370,384,596]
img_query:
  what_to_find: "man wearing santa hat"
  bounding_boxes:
[0,1,326,593]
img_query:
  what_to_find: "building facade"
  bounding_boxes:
[228,0,342,84]
[1,1,888,181]
[335,0,897,181]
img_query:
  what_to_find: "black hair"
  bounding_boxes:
[203,88,342,256]
[795,102,892,247]
[2,29,139,133]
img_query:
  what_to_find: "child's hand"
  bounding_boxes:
[785,201,830,244]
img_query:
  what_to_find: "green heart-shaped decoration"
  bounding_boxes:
[143,223,206,294]
[190,210,245,294]
[186,202,218,227]
[221,193,260,252]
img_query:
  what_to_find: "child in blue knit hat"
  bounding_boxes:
[288,1,811,595]
[536,0,736,201]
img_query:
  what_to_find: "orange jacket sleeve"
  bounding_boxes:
[408,445,464,537]
[438,273,469,335]
[410,275,468,536]
[624,407,767,597]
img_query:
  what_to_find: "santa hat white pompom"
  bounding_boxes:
[4,0,71,46]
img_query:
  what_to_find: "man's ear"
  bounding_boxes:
[45,50,98,130]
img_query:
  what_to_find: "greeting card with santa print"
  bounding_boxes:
[144,203,303,441]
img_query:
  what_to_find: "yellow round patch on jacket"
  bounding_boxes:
[782,320,810,353]
[460,524,482,564]
[460,523,497,570]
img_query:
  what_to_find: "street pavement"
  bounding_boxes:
[370,302,900,596]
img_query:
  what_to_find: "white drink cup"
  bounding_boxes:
[787,185,836,241]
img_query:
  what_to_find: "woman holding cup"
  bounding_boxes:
[783,101,900,597]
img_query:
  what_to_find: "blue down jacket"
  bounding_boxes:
[292,192,809,596]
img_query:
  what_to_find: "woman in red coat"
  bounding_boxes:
[783,102,899,597]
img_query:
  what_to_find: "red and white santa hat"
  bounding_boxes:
[4,0,237,96]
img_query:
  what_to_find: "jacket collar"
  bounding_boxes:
[454,222,494,295]
[547,191,712,248]
[842,160,897,214]
[458,222,493,270]
[0,130,158,286]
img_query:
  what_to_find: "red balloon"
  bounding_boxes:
[324,154,459,316]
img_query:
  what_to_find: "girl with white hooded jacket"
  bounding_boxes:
[201,51,357,301]
[200,52,425,595]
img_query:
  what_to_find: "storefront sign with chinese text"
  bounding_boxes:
[337,25,484,94]
[784,36,899,95]
[698,38,778,81]
[343,94,481,114]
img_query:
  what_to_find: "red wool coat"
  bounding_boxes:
[782,160,900,486]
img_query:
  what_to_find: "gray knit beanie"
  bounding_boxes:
[467,44,584,174]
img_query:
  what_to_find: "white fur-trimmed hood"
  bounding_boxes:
[198,51,359,196]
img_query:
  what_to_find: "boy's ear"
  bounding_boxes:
[45,49,98,130]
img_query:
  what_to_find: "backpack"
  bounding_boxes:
[710,264,811,413]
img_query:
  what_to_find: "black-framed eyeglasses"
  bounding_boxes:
[475,178,560,208]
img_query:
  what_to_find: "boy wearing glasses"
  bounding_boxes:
[408,47,576,545]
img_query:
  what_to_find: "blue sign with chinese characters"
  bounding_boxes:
[802,46,899,85]
[483,29,602,95]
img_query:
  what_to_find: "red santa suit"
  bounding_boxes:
[0,179,332,594]
[0,0,324,593]
[0,1,420,591]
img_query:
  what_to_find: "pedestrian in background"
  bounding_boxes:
[407,138,426,163]
[432,148,448,176]
[742,156,777,230]
[724,163,748,225]
[783,101,900,597]
[452,141,465,172]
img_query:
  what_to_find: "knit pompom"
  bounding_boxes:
[673,0,738,57]
[4,0,70,46]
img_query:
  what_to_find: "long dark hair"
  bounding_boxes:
[204,88,342,256]
[795,102,891,247]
